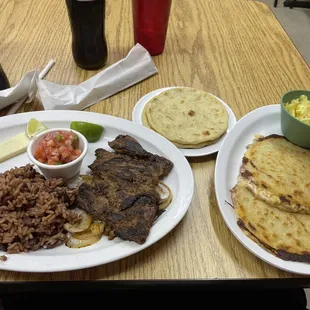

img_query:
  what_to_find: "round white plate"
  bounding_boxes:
[214,104,310,275]
[0,111,194,273]
[132,87,237,157]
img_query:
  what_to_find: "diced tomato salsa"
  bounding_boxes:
[34,130,82,165]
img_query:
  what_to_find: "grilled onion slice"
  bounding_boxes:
[66,234,101,248]
[64,211,92,233]
[66,226,100,248]
[156,182,173,210]
[65,222,105,248]
[90,221,105,236]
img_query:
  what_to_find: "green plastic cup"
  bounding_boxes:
[281,90,310,149]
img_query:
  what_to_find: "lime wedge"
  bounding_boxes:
[26,118,48,138]
[70,121,104,142]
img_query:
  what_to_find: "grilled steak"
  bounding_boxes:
[74,135,173,244]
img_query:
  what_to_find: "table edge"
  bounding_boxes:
[0,279,310,294]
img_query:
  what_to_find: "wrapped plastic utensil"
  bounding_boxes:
[37,44,158,111]
[0,70,38,111]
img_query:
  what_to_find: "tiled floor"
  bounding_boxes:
[260,0,310,66]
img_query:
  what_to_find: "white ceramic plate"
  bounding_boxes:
[132,87,237,157]
[214,104,310,275]
[0,111,194,273]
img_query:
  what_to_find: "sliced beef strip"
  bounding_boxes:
[108,135,173,177]
[90,150,167,188]
[74,182,110,219]
[74,135,173,244]
[106,192,159,244]
[108,135,151,157]
[74,180,160,244]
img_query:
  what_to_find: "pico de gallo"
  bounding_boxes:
[34,130,82,165]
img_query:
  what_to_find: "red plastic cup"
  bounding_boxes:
[132,0,172,56]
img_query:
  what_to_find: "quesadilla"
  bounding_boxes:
[231,183,310,263]
[240,134,310,215]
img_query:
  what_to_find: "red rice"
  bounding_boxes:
[0,164,78,254]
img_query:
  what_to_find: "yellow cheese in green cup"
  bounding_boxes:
[284,94,310,125]
[281,90,310,149]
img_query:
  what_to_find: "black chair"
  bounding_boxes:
[274,0,278,7]
[283,0,310,9]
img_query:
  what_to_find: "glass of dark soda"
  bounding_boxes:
[65,0,108,70]
[132,0,172,56]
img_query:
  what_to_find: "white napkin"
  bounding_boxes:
[37,44,158,111]
[0,70,38,110]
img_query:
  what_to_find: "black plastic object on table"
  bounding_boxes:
[0,64,10,90]
[65,0,108,70]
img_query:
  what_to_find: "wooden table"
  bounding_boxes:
[0,0,310,284]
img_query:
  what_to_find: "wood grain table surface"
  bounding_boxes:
[0,0,310,282]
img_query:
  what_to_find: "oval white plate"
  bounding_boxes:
[132,87,237,157]
[0,111,194,273]
[214,104,310,275]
